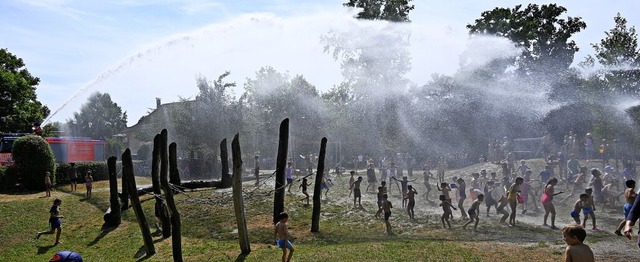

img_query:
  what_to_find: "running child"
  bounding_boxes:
[36,198,64,245]
[615,180,637,236]
[392,176,417,208]
[464,194,484,230]
[507,177,524,226]
[484,181,498,216]
[348,171,355,197]
[581,188,599,230]
[375,186,384,219]
[571,194,587,224]
[439,195,456,229]
[496,195,510,224]
[456,178,468,219]
[423,167,433,202]
[562,225,595,262]
[274,212,294,262]
[405,185,418,219]
[299,177,311,205]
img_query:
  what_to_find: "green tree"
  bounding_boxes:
[0,48,50,132]
[343,0,414,22]
[67,92,127,139]
[590,13,640,95]
[466,4,587,77]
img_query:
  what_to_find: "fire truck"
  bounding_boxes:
[0,133,105,166]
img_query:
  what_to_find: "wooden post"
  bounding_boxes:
[103,156,121,226]
[220,138,231,188]
[120,157,129,210]
[311,137,327,233]
[273,118,289,224]
[169,138,181,186]
[122,149,156,256]
[232,134,251,254]
[152,134,171,238]
[160,130,183,262]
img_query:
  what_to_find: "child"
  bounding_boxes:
[392,176,417,208]
[439,194,456,229]
[274,212,294,262]
[616,180,637,235]
[589,169,604,204]
[464,194,484,230]
[382,194,393,234]
[44,171,52,197]
[375,186,384,219]
[365,164,377,193]
[456,178,468,219]
[285,162,294,194]
[571,194,587,225]
[437,182,452,206]
[348,171,355,197]
[483,181,497,216]
[299,177,311,205]
[36,198,64,245]
[423,167,433,202]
[351,176,363,208]
[581,188,598,230]
[69,163,78,191]
[562,225,595,262]
[496,195,510,224]
[541,178,563,229]
[405,185,418,219]
[320,176,331,199]
[85,171,93,199]
[507,177,524,226]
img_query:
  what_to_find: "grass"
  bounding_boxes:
[0,160,632,261]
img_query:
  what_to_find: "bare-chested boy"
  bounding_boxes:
[562,225,595,262]
[571,194,586,225]
[375,186,384,219]
[496,195,510,224]
[382,194,393,235]
[351,176,363,208]
[464,194,484,230]
[405,185,418,219]
[439,194,456,229]
[581,188,598,230]
[616,180,637,236]
[275,212,294,262]
[299,177,311,205]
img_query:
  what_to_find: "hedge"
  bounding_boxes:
[55,160,151,185]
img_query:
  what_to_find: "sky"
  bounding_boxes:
[1,0,639,127]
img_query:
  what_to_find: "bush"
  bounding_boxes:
[11,135,56,190]
[0,165,19,191]
[55,162,109,185]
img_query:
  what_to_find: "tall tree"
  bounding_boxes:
[67,92,127,139]
[343,0,414,22]
[590,13,640,95]
[466,4,587,77]
[0,48,49,132]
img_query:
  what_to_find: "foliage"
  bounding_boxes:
[589,13,640,95]
[67,92,127,139]
[11,135,55,190]
[0,165,18,190]
[466,4,587,78]
[343,0,414,22]
[0,48,49,133]
[42,121,61,137]
[55,161,109,184]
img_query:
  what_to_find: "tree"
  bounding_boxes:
[0,48,49,132]
[67,92,127,139]
[590,13,640,95]
[343,0,414,22]
[466,4,587,77]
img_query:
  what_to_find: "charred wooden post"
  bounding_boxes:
[122,149,156,256]
[220,138,231,188]
[152,134,171,238]
[103,156,121,226]
[311,137,327,233]
[120,158,129,211]
[169,139,181,186]
[273,118,289,224]
[231,134,251,254]
[161,130,183,262]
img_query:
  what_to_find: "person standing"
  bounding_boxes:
[69,163,78,191]
[254,155,260,186]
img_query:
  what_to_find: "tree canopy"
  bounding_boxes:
[343,0,414,22]
[0,48,49,133]
[67,92,127,139]
[466,4,587,77]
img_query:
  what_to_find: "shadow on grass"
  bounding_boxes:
[36,243,56,255]
[235,252,249,262]
[87,224,118,247]
[134,246,152,261]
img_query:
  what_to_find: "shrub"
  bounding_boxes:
[11,135,56,190]
[0,165,18,191]
[55,162,109,185]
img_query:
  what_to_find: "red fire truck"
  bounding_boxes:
[0,134,105,166]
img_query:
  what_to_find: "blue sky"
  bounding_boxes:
[1,0,639,126]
